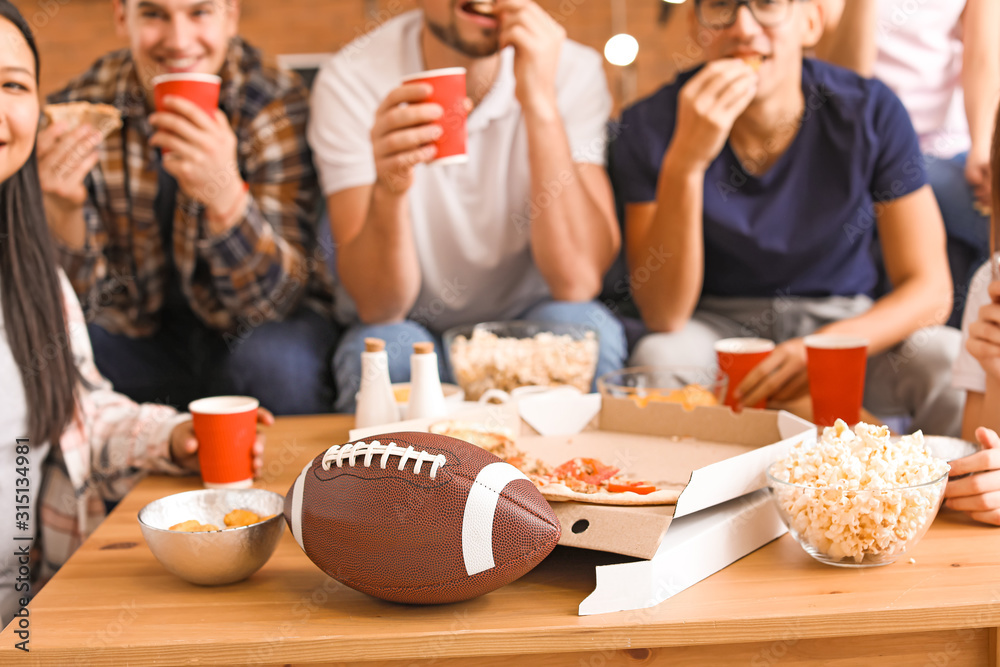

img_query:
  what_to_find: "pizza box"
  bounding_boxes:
[350,393,813,559]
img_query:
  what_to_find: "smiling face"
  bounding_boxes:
[114,0,239,90]
[0,17,38,184]
[690,0,822,101]
[420,0,500,58]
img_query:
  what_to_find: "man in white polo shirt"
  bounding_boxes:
[309,0,627,411]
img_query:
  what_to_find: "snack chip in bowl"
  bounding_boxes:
[767,420,949,566]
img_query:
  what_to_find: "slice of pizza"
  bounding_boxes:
[552,457,620,486]
[43,101,122,140]
[429,422,678,504]
[429,420,520,460]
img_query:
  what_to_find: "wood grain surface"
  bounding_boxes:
[1,414,998,666]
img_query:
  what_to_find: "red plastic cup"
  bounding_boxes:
[401,67,467,165]
[804,335,869,428]
[715,337,775,409]
[188,396,259,489]
[152,72,221,115]
[152,73,221,154]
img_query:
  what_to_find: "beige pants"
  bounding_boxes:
[630,295,965,437]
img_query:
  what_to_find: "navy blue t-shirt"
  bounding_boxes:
[610,58,926,298]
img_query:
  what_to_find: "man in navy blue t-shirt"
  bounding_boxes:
[611,0,963,435]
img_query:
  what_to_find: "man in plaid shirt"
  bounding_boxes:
[36,0,337,414]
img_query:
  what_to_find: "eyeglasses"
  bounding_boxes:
[695,0,799,30]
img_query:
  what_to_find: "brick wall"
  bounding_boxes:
[13,0,701,112]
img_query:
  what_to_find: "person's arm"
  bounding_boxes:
[821,186,953,348]
[55,273,189,495]
[961,0,1000,209]
[149,84,319,322]
[60,271,268,496]
[325,179,423,324]
[961,279,1000,437]
[962,389,1000,440]
[325,83,443,324]
[626,158,705,332]
[523,128,619,301]
[813,0,878,77]
[497,0,619,300]
[626,60,758,332]
[37,120,114,303]
[951,379,1000,527]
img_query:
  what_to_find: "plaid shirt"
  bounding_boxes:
[38,272,191,586]
[48,38,333,336]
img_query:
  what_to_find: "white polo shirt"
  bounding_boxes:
[308,10,612,333]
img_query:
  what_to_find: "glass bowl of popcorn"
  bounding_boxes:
[443,321,599,401]
[766,420,950,568]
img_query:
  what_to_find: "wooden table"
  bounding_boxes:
[3,414,1000,666]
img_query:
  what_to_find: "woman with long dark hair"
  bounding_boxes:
[0,0,268,626]
[948,107,1000,526]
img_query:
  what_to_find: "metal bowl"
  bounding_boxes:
[138,488,285,585]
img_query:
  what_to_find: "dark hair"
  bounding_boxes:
[0,0,79,445]
[993,104,1000,262]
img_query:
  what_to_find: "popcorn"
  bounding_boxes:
[449,329,598,400]
[770,420,949,564]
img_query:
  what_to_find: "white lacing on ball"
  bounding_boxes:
[321,441,448,479]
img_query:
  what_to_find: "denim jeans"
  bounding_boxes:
[332,299,629,413]
[88,306,338,415]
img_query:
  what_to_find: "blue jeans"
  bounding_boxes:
[925,151,991,324]
[89,307,338,415]
[333,300,629,413]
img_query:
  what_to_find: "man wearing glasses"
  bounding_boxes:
[611,0,964,435]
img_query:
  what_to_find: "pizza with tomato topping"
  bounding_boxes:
[430,421,685,505]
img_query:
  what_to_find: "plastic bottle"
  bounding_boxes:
[406,342,448,420]
[355,338,400,428]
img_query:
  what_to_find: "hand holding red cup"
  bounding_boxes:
[715,337,775,409]
[400,68,468,165]
[188,396,261,489]
[151,73,221,154]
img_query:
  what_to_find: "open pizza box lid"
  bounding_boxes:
[350,394,813,559]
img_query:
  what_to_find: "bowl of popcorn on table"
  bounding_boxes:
[443,321,599,401]
[767,420,950,568]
